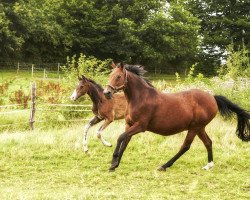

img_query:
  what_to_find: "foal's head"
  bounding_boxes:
[103,62,127,99]
[70,75,91,101]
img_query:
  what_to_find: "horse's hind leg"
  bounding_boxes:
[198,129,214,170]
[158,129,197,171]
[83,116,102,152]
[97,119,112,147]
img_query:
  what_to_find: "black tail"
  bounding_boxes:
[214,95,250,141]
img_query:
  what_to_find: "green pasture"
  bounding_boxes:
[0,69,176,82]
[0,118,249,199]
[0,70,177,132]
[0,70,249,199]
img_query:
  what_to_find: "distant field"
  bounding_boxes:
[0,70,177,81]
[0,69,177,132]
[0,70,61,80]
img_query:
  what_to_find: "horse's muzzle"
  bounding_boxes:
[70,95,77,101]
[70,90,77,101]
[103,89,113,99]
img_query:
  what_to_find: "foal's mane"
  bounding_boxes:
[81,76,104,91]
[88,79,104,91]
[118,63,154,88]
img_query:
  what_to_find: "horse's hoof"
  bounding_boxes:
[157,166,166,171]
[202,161,214,170]
[104,141,112,147]
[109,161,119,171]
[83,147,89,153]
[109,168,116,172]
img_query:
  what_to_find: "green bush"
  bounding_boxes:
[218,44,250,79]
[61,54,111,87]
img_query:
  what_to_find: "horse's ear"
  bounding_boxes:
[119,62,124,69]
[111,61,116,69]
[82,75,88,81]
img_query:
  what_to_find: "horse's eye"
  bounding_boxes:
[80,85,84,89]
[116,75,121,80]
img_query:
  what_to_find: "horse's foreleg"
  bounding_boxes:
[83,116,102,152]
[158,129,197,171]
[109,123,144,172]
[97,119,112,147]
[198,130,214,170]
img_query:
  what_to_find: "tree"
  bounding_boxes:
[186,0,250,72]
[0,1,24,60]
[116,1,200,72]
[0,0,201,73]
[13,0,69,62]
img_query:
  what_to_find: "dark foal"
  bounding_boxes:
[71,75,127,152]
[103,62,250,172]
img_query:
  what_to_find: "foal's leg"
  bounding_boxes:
[83,116,102,152]
[158,129,197,171]
[198,130,214,170]
[96,119,112,147]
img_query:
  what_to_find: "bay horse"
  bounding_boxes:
[70,75,127,152]
[103,62,250,172]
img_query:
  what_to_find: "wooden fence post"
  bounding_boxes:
[43,68,46,79]
[57,63,60,78]
[29,82,36,130]
[31,64,34,78]
[17,62,20,74]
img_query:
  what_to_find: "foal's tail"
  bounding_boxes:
[214,95,250,142]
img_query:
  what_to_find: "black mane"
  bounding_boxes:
[118,63,154,88]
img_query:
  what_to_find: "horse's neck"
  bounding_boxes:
[124,73,155,104]
[87,84,104,106]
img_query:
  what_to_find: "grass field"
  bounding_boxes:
[0,117,249,200]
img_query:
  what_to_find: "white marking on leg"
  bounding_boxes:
[70,89,77,101]
[83,123,91,152]
[202,161,214,170]
[97,129,112,147]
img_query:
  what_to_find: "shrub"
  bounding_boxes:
[10,89,30,108]
[218,44,250,79]
[61,54,111,86]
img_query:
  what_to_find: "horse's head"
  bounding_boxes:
[104,62,127,99]
[70,75,90,101]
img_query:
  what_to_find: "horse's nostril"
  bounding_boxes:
[104,90,112,99]
[104,90,110,95]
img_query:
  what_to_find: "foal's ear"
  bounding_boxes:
[82,75,87,81]
[111,61,116,69]
[78,75,86,81]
